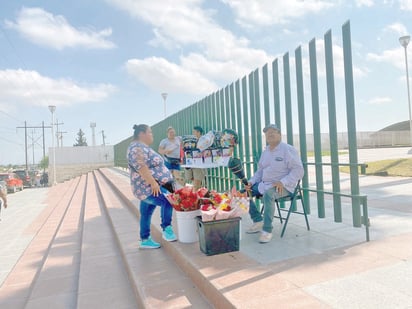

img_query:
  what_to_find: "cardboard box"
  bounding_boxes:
[196,216,240,256]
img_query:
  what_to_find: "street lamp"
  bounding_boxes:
[161,92,168,119]
[399,35,412,150]
[48,105,57,185]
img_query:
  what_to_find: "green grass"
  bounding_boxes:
[307,150,348,157]
[340,158,412,177]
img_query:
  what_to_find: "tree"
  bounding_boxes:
[74,129,88,146]
[39,156,49,170]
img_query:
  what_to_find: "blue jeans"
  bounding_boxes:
[139,187,173,240]
[248,183,291,233]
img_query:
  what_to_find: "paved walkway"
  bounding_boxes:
[1,147,412,308]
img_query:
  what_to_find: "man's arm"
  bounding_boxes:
[280,147,304,192]
[248,154,265,185]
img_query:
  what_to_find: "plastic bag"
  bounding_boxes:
[197,131,215,152]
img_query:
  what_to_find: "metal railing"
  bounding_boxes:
[115,20,370,241]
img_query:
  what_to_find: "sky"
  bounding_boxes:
[0,0,411,166]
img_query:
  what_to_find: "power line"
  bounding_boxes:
[16,121,51,171]
[0,110,21,123]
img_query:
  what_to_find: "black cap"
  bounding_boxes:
[263,124,280,133]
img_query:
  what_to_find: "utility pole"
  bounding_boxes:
[99,130,106,146]
[17,122,51,170]
[55,119,64,147]
[57,131,67,147]
[42,121,46,163]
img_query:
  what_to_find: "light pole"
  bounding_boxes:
[161,92,168,119]
[48,105,57,185]
[90,122,96,146]
[399,35,412,149]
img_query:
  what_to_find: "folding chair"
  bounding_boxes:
[261,180,310,237]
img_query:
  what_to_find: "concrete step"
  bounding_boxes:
[94,170,212,308]
[0,178,80,309]
[76,172,137,308]
[99,168,245,308]
[24,175,86,308]
[2,170,214,308]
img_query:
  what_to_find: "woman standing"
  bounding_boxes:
[158,126,184,186]
[127,124,177,249]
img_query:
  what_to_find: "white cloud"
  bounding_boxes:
[221,0,336,27]
[384,22,409,36]
[125,57,218,94]
[355,0,375,7]
[367,96,393,105]
[367,48,405,70]
[5,7,116,50]
[301,39,367,80]
[107,0,273,94]
[0,69,116,106]
[399,0,412,10]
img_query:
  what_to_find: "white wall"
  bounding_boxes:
[48,145,114,183]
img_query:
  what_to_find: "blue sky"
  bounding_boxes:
[0,0,411,165]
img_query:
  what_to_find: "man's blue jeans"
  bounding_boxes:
[139,187,173,240]
[248,183,290,233]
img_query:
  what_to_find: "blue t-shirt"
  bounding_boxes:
[127,140,173,200]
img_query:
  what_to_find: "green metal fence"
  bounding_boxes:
[115,20,370,241]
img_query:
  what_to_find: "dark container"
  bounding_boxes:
[196,216,241,256]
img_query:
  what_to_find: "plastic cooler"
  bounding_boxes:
[195,216,241,256]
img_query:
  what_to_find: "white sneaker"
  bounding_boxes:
[259,231,273,243]
[246,221,263,234]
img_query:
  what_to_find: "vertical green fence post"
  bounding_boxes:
[254,69,263,156]
[235,79,244,190]
[283,53,294,144]
[242,76,252,180]
[272,59,282,128]
[295,46,310,212]
[262,64,271,127]
[324,29,342,221]
[248,72,259,171]
[229,83,238,188]
[308,38,324,216]
[342,21,361,227]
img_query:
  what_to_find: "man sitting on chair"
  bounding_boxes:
[244,124,304,243]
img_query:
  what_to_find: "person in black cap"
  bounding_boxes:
[244,124,304,243]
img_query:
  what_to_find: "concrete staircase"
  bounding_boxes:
[1,168,261,308]
[3,148,412,308]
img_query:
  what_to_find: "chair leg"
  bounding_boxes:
[275,200,283,224]
[280,202,294,238]
[301,199,310,231]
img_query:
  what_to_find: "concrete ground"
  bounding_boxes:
[1,147,412,308]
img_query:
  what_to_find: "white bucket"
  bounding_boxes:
[175,210,201,243]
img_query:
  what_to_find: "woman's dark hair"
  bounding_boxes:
[193,125,203,135]
[133,124,149,139]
